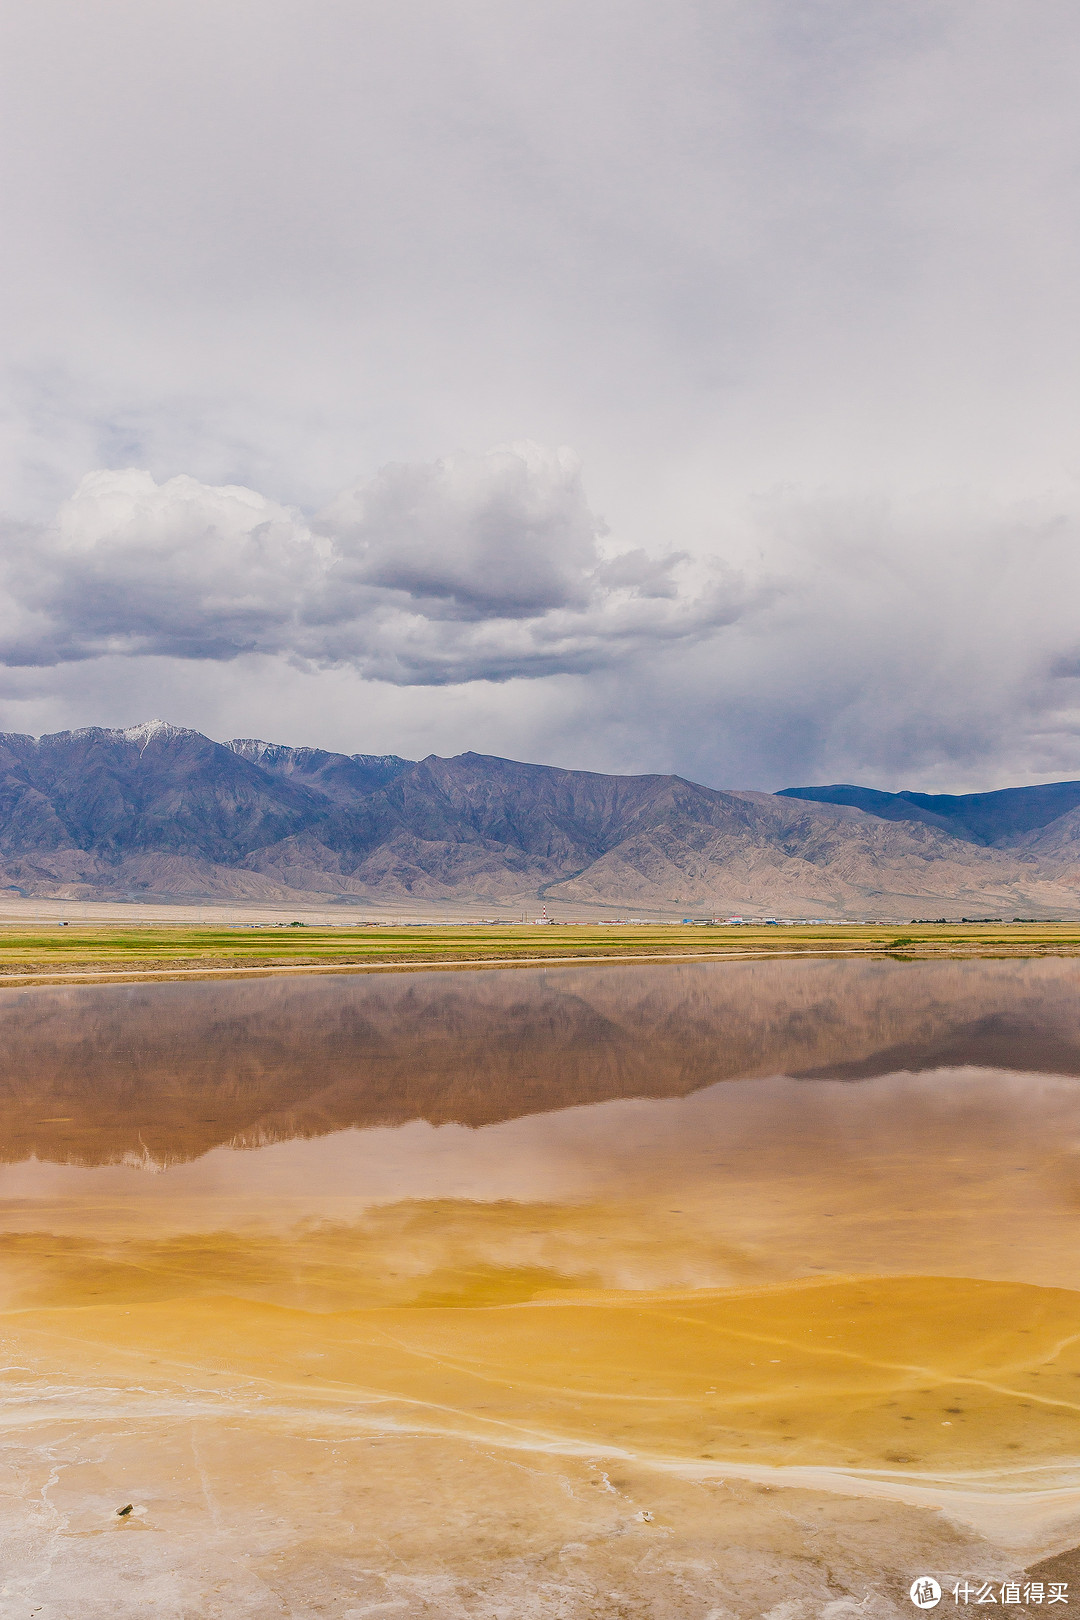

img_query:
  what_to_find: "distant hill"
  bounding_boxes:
[0,721,1075,918]
[776,780,1080,845]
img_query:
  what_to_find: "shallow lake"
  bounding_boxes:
[4,958,1080,1616]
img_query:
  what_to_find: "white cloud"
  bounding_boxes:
[0,446,750,684]
[1,469,319,665]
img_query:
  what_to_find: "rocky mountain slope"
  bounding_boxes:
[0,720,1076,917]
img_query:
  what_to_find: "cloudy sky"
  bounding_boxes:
[1,0,1079,791]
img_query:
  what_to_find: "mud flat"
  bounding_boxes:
[6,1276,1080,1616]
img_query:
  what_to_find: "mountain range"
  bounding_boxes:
[0,719,1076,918]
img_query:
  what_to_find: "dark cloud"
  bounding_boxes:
[318,445,603,619]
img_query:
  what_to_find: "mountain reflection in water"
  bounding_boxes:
[3,955,1080,1167]
[5,956,1080,1605]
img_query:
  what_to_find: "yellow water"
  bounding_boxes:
[5,958,1080,1613]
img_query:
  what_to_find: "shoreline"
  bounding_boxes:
[0,941,1079,988]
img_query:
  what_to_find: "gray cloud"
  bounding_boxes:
[1,2,1080,788]
[0,446,750,684]
[318,444,603,619]
[3,467,1079,798]
[565,492,1080,791]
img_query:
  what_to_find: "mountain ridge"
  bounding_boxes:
[0,722,1075,918]
[777,780,1080,845]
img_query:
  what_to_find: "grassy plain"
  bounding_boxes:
[0,918,1076,983]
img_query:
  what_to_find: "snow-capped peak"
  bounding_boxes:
[118,719,190,752]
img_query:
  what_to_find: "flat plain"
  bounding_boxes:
[0,918,1077,984]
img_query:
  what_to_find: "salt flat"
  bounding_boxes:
[4,959,1080,1615]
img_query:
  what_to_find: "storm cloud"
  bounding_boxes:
[0,447,747,683]
[1,1,1079,789]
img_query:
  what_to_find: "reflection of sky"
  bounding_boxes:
[5,1067,1080,1294]
[6,1063,1080,1201]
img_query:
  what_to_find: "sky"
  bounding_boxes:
[1,0,1079,791]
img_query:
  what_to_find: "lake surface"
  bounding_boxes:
[4,958,1080,1617]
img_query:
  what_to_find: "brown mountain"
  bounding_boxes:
[0,721,1075,917]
